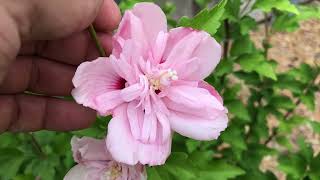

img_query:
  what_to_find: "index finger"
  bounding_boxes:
[0,94,97,133]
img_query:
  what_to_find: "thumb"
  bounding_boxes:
[0,0,119,81]
[5,0,118,40]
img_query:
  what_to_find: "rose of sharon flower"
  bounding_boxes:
[64,137,146,180]
[72,3,228,165]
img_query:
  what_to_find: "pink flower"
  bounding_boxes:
[64,137,146,180]
[72,3,228,166]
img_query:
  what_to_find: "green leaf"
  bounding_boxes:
[199,161,245,180]
[308,155,320,180]
[240,16,257,35]
[224,0,241,21]
[147,167,162,180]
[178,0,228,35]
[254,0,299,14]
[272,13,299,32]
[276,136,293,150]
[214,58,233,77]
[297,5,320,20]
[278,116,308,133]
[160,152,198,180]
[230,35,255,56]
[185,139,201,153]
[225,100,250,121]
[237,53,277,80]
[297,136,313,163]
[269,96,295,110]
[234,71,261,85]
[301,90,315,111]
[13,175,35,180]
[195,0,212,8]
[223,84,241,101]
[221,125,247,159]
[309,121,320,134]
[166,152,188,163]
[0,148,25,180]
[273,74,304,95]
[189,151,213,167]
[278,154,307,179]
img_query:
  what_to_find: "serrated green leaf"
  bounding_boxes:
[308,155,320,180]
[237,53,277,80]
[214,58,233,77]
[272,13,299,32]
[255,61,278,80]
[273,74,304,94]
[0,148,25,180]
[310,121,320,134]
[278,116,308,133]
[297,5,320,20]
[234,71,261,85]
[225,100,250,121]
[147,167,162,180]
[230,35,255,56]
[240,16,257,35]
[221,125,247,159]
[13,175,35,180]
[189,151,213,167]
[199,161,245,180]
[178,0,228,35]
[224,0,241,21]
[297,136,313,163]
[301,90,316,111]
[166,152,188,163]
[270,96,295,110]
[165,153,197,180]
[254,0,299,14]
[185,139,201,153]
[278,154,307,179]
[223,84,241,101]
[276,136,293,150]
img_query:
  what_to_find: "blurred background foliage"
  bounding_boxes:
[0,0,319,179]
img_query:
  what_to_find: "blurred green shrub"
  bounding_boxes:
[0,0,319,179]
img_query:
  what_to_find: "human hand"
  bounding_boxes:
[0,0,121,133]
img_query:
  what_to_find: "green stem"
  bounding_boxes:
[28,133,46,159]
[88,24,107,57]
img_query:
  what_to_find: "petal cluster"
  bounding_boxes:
[64,137,146,180]
[72,3,228,166]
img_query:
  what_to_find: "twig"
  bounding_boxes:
[223,20,230,59]
[88,24,106,57]
[264,74,319,145]
[240,0,254,16]
[300,0,315,5]
[263,13,271,58]
[28,133,46,158]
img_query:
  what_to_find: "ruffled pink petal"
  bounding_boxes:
[113,11,148,58]
[162,27,222,80]
[64,164,89,180]
[132,2,167,45]
[71,137,111,163]
[163,85,228,140]
[72,58,125,114]
[106,104,171,166]
[113,3,167,59]
[198,80,223,104]
[170,111,228,140]
[110,55,137,84]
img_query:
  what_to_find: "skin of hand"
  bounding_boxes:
[0,0,121,133]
